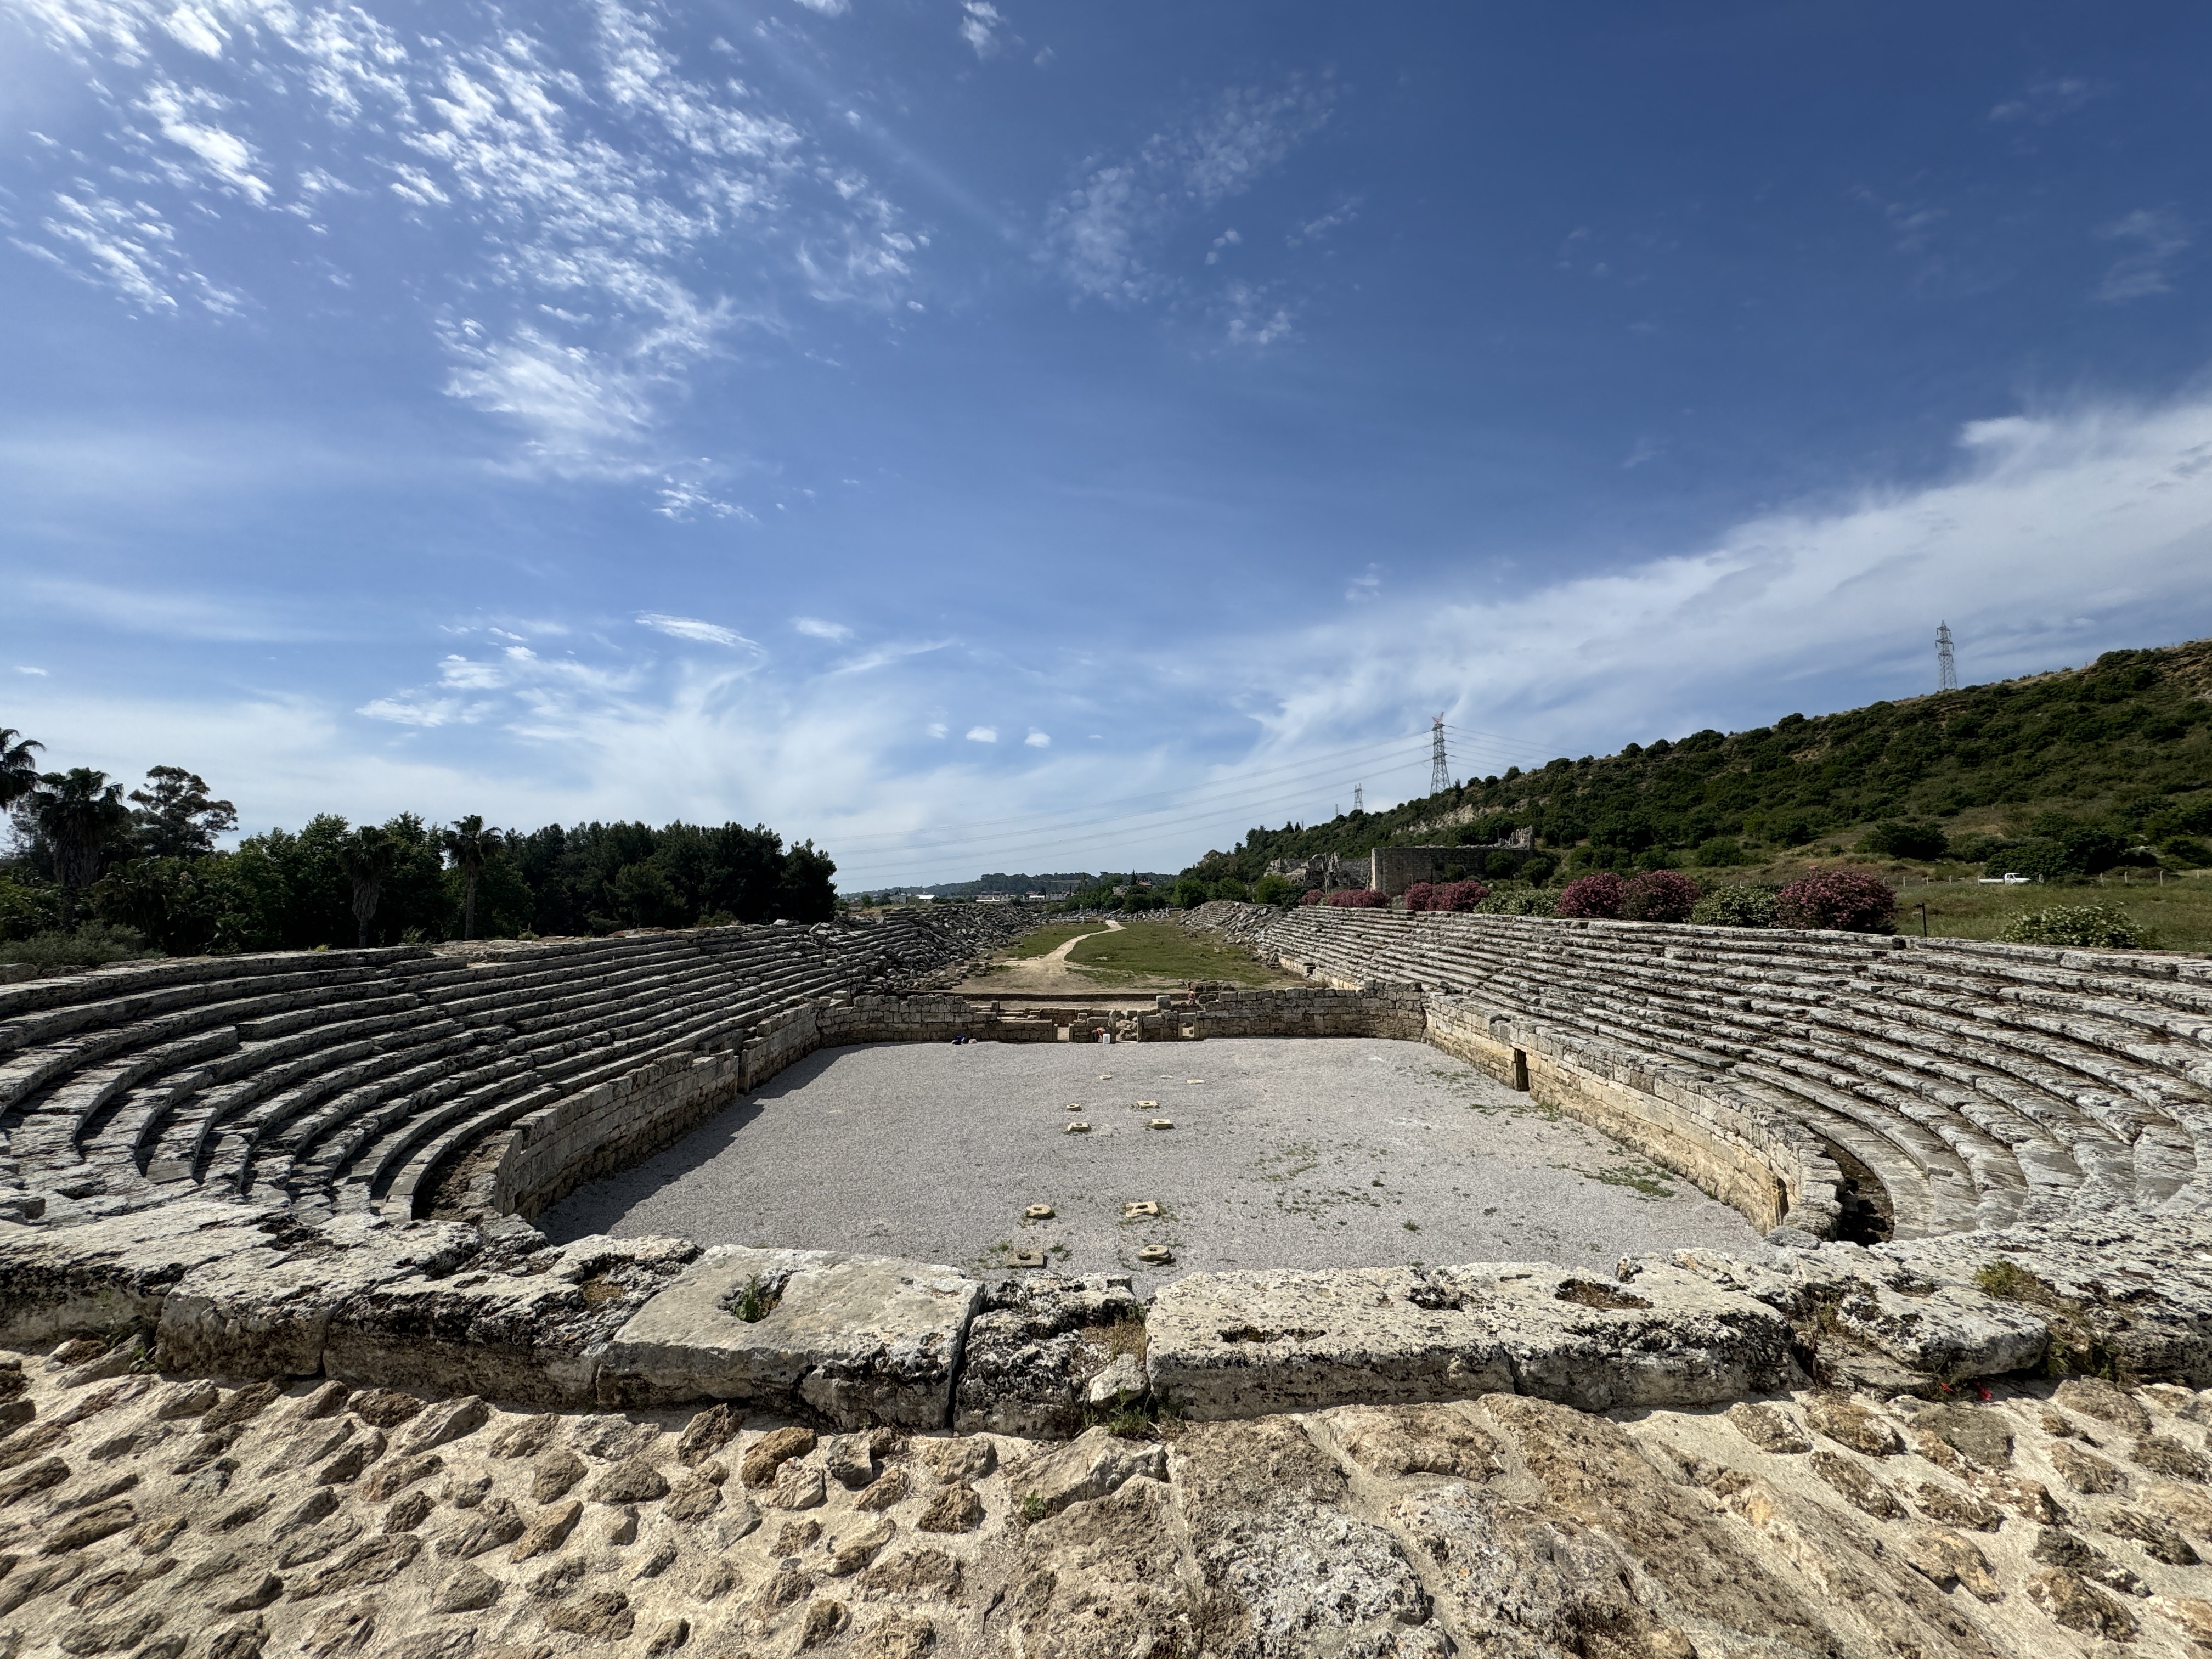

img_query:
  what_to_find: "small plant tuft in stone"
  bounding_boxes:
[731,1273,782,1324]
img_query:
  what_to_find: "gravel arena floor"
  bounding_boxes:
[540,1037,1769,1293]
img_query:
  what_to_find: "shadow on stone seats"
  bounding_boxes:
[537,1097,766,1243]
[1816,1137,1895,1245]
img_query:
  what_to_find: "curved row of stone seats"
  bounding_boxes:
[0,909,1029,1228]
[1226,905,2212,1239]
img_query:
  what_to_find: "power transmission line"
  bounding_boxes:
[1936,622,1959,693]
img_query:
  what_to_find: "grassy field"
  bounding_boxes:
[1064,921,1301,986]
[1889,872,2212,953]
[1006,921,1119,958]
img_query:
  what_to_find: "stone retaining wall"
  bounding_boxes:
[2,900,2209,1439]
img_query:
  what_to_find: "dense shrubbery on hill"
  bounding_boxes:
[0,729,837,961]
[1182,639,2212,890]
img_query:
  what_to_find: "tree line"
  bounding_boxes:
[0,728,838,962]
[1181,641,2212,888]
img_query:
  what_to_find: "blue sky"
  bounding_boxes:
[4,1,2210,889]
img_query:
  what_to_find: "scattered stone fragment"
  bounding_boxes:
[210,1572,284,1614]
[132,1514,187,1553]
[2151,1596,2212,1651]
[1726,1401,1812,1454]
[383,1490,436,1534]
[755,1565,813,1616]
[1915,1481,2002,1532]
[287,1383,351,1424]
[443,1473,492,1510]
[278,1517,363,1570]
[774,1519,824,1554]
[915,1481,982,1534]
[1803,1396,1904,1457]
[2028,1566,2138,1639]
[856,1612,935,1659]
[799,1598,849,1647]
[913,1438,989,1485]
[279,1488,341,1531]
[2055,1378,2151,1436]
[314,1429,387,1486]
[590,1457,669,1504]
[770,1462,826,1511]
[665,1474,723,1522]
[2134,1435,2212,1483]
[545,1590,634,1640]
[299,1596,378,1658]
[202,1383,282,1433]
[293,1534,421,1599]
[857,1549,960,1601]
[825,1516,895,1577]
[155,1382,219,1421]
[431,1565,503,1614]
[489,1415,557,1460]
[529,1448,587,1503]
[402,1396,489,1454]
[2049,1442,2129,1495]
[824,1434,880,1490]
[1809,1450,1905,1519]
[603,1506,639,1545]
[360,1453,442,1503]
[1011,1427,1167,1519]
[690,1558,739,1602]
[2106,1506,2202,1566]
[1024,1205,1054,1220]
[742,1426,817,1488]
[635,1542,679,1581]
[2035,1526,2145,1596]
[509,1500,583,1562]
[853,1468,909,1513]
[676,1406,737,1466]
[0,1457,70,1506]
[0,1422,68,1474]
[204,1621,266,1659]
[58,1609,165,1656]
[383,1633,473,1659]
[1147,1120,1173,1131]
[43,1501,136,1554]
[1900,1528,2001,1603]
[643,1618,690,1656]
[347,1391,426,1429]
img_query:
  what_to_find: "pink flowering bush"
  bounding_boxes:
[1431,879,1489,912]
[1325,888,1390,909]
[1403,882,1437,911]
[1299,888,1325,906]
[1620,870,1702,923]
[1555,871,1628,919]
[1775,868,1897,933]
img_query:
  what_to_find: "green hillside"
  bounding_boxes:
[1184,638,2212,888]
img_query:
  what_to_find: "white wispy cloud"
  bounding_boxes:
[1989,77,2104,125]
[1024,729,1049,747]
[794,617,854,641]
[1043,80,1332,307]
[965,724,997,742]
[637,612,755,647]
[12,0,919,491]
[2095,209,2188,304]
[957,1,1004,57]
[15,667,49,676]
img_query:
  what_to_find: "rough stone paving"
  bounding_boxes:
[538,1038,1764,1294]
[3,899,2212,1654]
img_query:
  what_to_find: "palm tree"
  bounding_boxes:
[438,815,504,942]
[31,769,130,930]
[338,827,398,949]
[0,729,42,813]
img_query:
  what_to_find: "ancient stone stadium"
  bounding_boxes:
[3,898,2211,1659]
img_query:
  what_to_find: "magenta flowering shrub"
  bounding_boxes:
[1432,879,1489,912]
[1325,888,1390,909]
[1620,870,1702,923]
[1300,888,1325,906]
[1404,882,1437,912]
[1775,868,1897,933]
[1555,871,1628,919]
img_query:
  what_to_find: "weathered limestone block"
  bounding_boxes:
[951,1274,1142,1438]
[0,1201,269,1345]
[596,1247,982,1427]
[1146,1262,1795,1420]
[319,1273,610,1406]
[156,1220,483,1379]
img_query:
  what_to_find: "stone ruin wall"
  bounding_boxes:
[8,902,2212,1657]
[2,896,2211,1432]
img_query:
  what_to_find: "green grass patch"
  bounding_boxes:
[1894,873,2212,953]
[1008,922,1119,958]
[1064,921,1301,985]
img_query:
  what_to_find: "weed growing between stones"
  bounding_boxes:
[729,1272,784,1324]
[1580,1159,1678,1199]
[1972,1260,2136,1383]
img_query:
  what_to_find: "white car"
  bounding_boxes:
[1976,872,2034,885]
